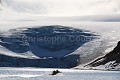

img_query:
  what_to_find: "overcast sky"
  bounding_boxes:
[1,0,120,16]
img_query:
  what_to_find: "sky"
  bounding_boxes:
[1,0,120,16]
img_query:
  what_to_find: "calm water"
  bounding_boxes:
[0,68,120,80]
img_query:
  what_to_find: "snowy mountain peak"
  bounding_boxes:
[0,25,99,58]
[0,25,100,68]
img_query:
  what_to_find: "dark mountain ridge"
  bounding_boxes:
[86,41,120,70]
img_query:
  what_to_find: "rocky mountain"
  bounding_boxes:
[85,41,120,70]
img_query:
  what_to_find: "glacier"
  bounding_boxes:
[0,25,99,68]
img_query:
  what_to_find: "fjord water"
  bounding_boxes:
[0,68,120,80]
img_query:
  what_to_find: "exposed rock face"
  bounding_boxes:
[87,41,120,69]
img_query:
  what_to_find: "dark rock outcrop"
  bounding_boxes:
[86,41,120,68]
[51,70,61,75]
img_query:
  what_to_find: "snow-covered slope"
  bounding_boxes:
[0,25,98,58]
[74,39,120,70]
[84,41,120,70]
[0,25,99,68]
[0,22,120,70]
